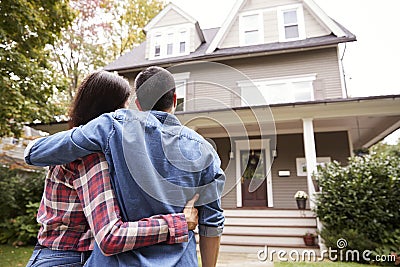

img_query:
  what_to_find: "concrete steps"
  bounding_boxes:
[219,209,320,256]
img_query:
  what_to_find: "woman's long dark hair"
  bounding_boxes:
[69,71,131,128]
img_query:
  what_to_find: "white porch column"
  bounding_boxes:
[302,118,317,209]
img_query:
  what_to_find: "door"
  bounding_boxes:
[240,149,267,207]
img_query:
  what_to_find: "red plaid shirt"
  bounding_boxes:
[37,153,188,256]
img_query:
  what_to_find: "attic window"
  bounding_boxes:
[179,31,187,53]
[167,33,174,55]
[149,27,190,59]
[278,5,305,42]
[239,12,263,46]
[154,34,161,57]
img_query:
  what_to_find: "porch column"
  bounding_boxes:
[302,118,317,209]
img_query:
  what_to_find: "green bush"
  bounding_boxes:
[315,153,400,264]
[0,167,45,245]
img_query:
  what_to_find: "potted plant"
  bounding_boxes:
[294,190,308,209]
[303,232,317,246]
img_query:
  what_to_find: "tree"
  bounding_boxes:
[106,0,164,59]
[0,0,74,137]
[51,0,164,101]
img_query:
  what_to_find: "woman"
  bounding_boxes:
[26,71,198,267]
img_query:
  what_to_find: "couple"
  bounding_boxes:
[25,67,225,266]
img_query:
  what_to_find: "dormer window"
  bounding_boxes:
[278,5,305,42]
[149,26,190,59]
[167,33,174,55]
[154,34,161,57]
[239,12,264,46]
[179,31,187,53]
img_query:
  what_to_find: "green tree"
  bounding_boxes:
[315,153,400,263]
[51,0,164,101]
[0,0,74,137]
[370,136,400,157]
[106,0,164,59]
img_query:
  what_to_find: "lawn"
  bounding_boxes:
[0,244,33,267]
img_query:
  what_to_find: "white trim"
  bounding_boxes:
[277,4,306,42]
[144,3,197,32]
[347,129,354,157]
[237,73,317,87]
[238,74,317,106]
[239,11,264,46]
[302,0,347,37]
[235,139,273,208]
[362,119,400,148]
[302,118,317,209]
[172,72,190,112]
[206,0,247,54]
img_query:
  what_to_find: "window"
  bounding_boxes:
[175,81,185,111]
[278,5,305,41]
[172,72,190,112]
[149,26,190,59]
[240,12,263,46]
[154,34,161,57]
[167,33,174,55]
[179,31,187,53]
[238,75,316,106]
[283,10,299,39]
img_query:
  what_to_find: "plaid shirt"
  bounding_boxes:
[37,153,188,256]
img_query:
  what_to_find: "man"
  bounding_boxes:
[25,67,225,267]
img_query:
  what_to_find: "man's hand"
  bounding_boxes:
[183,194,199,230]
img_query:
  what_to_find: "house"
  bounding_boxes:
[103,0,400,255]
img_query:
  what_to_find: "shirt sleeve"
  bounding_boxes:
[73,154,188,256]
[25,114,113,166]
[197,148,226,237]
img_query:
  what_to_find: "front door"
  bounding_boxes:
[241,149,267,207]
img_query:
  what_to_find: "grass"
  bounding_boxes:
[275,261,367,267]
[0,244,33,267]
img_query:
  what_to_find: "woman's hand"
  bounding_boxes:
[183,194,199,230]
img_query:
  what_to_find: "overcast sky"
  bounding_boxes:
[169,0,400,143]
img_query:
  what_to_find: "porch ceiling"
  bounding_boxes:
[178,96,400,148]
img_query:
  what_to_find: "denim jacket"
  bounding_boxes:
[25,109,225,267]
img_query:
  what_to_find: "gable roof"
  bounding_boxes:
[206,0,350,54]
[143,2,205,42]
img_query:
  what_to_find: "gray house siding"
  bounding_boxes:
[177,47,342,112]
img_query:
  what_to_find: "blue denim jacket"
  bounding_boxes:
[25,109,225,267]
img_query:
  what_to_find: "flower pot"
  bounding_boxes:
[296,198,306,209]
[303,235,316,246]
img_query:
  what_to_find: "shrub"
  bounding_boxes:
[0,166,45,245]
[315,153,400,264]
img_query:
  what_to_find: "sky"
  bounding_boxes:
[169,0,400,144]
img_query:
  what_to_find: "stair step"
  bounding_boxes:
[221,235,306,246]
[223,225,317,236]
[225,217,317,227]
[223,209,315,218]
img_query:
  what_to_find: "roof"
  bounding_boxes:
[104,0,356,72]
[105,28,355,72]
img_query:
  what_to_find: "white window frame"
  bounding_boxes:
[238,74,316,106]
[277,4,306,42]
[149,24,191,60]
[239,11,264,46]
[172,72,190,111]
[153,33,162,57]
